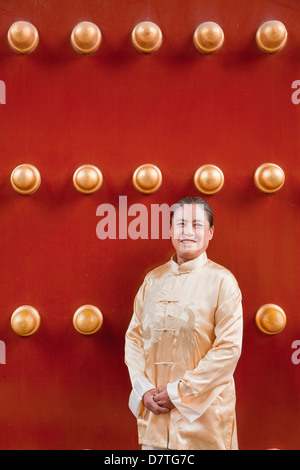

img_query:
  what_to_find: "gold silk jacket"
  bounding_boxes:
[125,251,243,450]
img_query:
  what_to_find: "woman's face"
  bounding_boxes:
[170,204,214,265]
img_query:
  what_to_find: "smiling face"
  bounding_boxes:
[170,203,214,266]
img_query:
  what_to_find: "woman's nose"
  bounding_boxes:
[183,224,195,235]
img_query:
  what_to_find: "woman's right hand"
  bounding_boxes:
[143,389,171,415]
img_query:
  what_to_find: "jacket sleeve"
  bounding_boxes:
[168,275,243,422]
[125,276,155,417]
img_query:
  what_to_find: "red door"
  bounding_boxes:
[0,0,299,450]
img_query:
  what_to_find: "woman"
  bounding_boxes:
[125,197,243,450]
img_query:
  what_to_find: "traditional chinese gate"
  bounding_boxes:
[0,0,299,450]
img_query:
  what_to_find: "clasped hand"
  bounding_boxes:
[143,385,175,415]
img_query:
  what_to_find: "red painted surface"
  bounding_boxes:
[0,0,299,449]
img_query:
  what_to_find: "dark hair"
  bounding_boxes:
[170,196,214,228]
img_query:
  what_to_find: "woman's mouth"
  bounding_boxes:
[181,239,196,244]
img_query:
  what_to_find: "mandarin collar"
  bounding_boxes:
[170,251,208,274]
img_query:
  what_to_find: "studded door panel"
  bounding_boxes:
[0,0,299,450]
